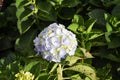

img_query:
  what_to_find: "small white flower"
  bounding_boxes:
[33,23,77,62]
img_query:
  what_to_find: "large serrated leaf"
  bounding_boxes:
[108,36,120,48]
[16,0,31,8]
[88,9,106,25]
[15,29,37,56]
[65,64,97,80]
[17,17,35,34]
[38,9,57,21]
[36,0,52,13]
[16,7,25,19]
[16,6,34,34]
[112,5,120,18]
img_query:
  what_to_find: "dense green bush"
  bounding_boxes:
[0,0,120,80]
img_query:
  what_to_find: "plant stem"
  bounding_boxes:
[57,64,63,80]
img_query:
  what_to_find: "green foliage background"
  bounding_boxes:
[0,0,120,80]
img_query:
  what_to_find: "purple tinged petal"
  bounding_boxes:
[33,23,78,62]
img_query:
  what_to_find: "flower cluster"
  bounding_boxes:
[15,70,34,80]
[33,23,77,62]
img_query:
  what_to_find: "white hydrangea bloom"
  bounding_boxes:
[15,70,34,80]
[33,23,77,62]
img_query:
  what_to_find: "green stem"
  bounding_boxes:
[49,63,58,74]
[57,64,63,80]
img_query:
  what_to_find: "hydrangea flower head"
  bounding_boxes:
[33,23,77,62]
[15,70,34,80]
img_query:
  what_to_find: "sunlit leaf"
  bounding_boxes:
[68,23,79,33]
[72,14,84,25]
[57,64,63,80]
[65,64,97,80]
[85,19,96,33]
[70,74,82,80]
[65,56,80,66]
[80,48,94,59]
[106,22,112,32]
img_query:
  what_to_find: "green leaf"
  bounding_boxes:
[16,0,24,8]
[65,56,80,66]
[16,7,25,19]
[112,5,120,18]
[62,0,81,7]
[16,0,31,8]
[68,23,79,33]
[105,32,111,42]
[65,64,97,80]
[106,22,112,32]
[0,37,12,51]
[89,0,101,7]
[85,19,96,33]
[24,61,39,71]
[88,9,106,25]
[85,77,91,80]
[17,17,35,34]
[49,63,58,74]
[70,74,82,80]
[38,9,57,21]
[15,29,37,56]
[35,73,49,80]
[72,15,84,25]
[80,48,93,59]
[88,33,104,40]
[36,0,57,21]
[108,36,120,48]
[36,0,52,13]
[16,7,34,34]
[58,8,75,20]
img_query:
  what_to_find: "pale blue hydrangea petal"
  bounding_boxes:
[59,48,66,58]
[62,36,71,46]
[51,37,60,47]
[33,23,77,62]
